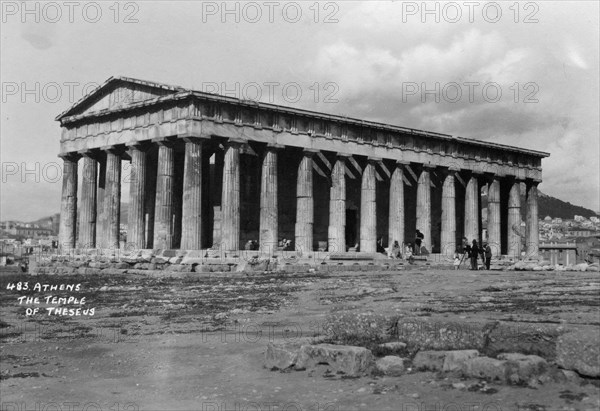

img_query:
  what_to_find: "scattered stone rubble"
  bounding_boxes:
[264,314,600,385]
[29,249,411,275]
[30,249,599,275]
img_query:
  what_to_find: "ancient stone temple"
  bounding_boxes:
[56,77,549,258]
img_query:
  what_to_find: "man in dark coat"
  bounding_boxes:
[470,239,480,270]
[483,242,492,270]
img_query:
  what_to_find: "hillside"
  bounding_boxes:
[535,192,597,219]
[480,190,597,220]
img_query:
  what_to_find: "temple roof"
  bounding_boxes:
[56,76,550,159]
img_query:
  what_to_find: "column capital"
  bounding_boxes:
[125,141,152,152]
[438,165,460,174]
[77,149,101,159]
[177,131,210,140]
[58,152,80,162]
[414,162,436,171]
[302,148,319,157]
[266,143,285,150]
[336,152,353,159]
[151,137,176,147]
[100,145,127,156]
[396,160,411,166]
[181,136,206,144]
[481,172,501,183]
[367,156,382,163]
[504,175,523,183]
[226,137,246,147]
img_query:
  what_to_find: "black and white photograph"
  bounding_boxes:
[1,1,599,410]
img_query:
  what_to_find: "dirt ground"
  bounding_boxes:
[1,268,599,411]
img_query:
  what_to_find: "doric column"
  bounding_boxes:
[153,141,174,250]
[388,161,406,249]
[360,158,377,253]
[221,140,241,251]
[259,145,279,253]
[295,150,315,253]
[328,155,347,253]
[96,157,106,246]
[526,180,540,258]
[58,154,78,249]
[487,176,502,256]
[103,149,121,249]
[78,154,97,248]
[416,165,433,252]
[441,167,457,256]
[181,138,204,250]
[507,179,522,257]
[127,144,147,250]
[464,173,480,243]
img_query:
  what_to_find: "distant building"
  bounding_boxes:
[6,226,53,238]
[566,228,597,238]
[590,217,599,224]
[539,241,577,265]
[575,236,600,263]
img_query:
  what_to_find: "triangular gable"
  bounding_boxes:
[55,76,186,121]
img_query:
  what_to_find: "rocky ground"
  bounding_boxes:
[1,268,599,411]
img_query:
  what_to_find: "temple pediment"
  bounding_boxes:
[55,76,184,121]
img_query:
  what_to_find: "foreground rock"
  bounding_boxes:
[295,344,374,377]
[413,350,448,371]
[485,322,561,360]
[375,356,406,376]
[325,312,393,344]
[396,317,494,350]
[443,350,480,372]
[265,342,300,370]
[556,329,600,377]
[498,353,548,384]
[413,350,479,372]
[461,357,508,382]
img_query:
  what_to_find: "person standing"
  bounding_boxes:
[483,242,492,270]
[415,230,424,255]
[470,239,480,270]
[390,241,402,259]
[453,251,461,270]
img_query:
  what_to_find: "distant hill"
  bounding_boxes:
[535,191,597,219]
[480,189,596,220]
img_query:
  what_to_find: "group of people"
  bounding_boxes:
[387,230,428,262]
[387,232,494,270]
[454,238,492,270]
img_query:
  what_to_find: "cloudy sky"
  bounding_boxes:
[1,1,599,221]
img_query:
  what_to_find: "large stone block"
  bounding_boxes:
[166,264,194,272]
[181,257,205,265]
[556,329,600,377]
[396,317,494,350]
[498,353,548,384]
[375,356,406,376]
[265,342,301,370]
[461,357,508,382]
[324,312,394,344]
[485,322,561,360]
[413,350,447,371]
[443,350,480,372]
[295,344,373,376]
